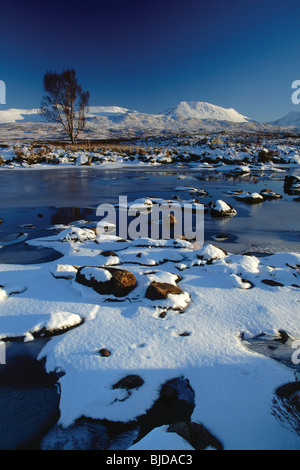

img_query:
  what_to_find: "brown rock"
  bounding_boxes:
[101,250,118,257]
[109,268,137,296]
[146,281,183,300]
[76,267,137,297]
[99,348,111,357]
[260,188,282,200]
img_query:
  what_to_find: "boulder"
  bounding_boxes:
[211,137,223,146]
[235,192,264,204]
[284,175,300,195]
[260,189,283,200]
[168,421,223,450]
[112,375,144,390]
[145,281,183,300]
[209,200,237,218]
[76,267,137,297]
[136,377,195,443]
[196,244,227,263]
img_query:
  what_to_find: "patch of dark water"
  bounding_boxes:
[0,338,60,449]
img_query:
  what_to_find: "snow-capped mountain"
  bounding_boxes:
[0,108,47,124]
[270,111,300,127]
[161,101,251,123]
[0,106,133,124]
[88,106,130,116]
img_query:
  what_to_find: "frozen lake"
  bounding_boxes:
[0,166,299,259]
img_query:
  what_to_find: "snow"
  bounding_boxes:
[0,232,28,247]
[80,267,112,283]
[0,287,8,301]
[51,264,78,279]
[129,426,194,450]
[270,111,300,127]
[162,101,251,123]
[0,229,299,449]
[195,243,227,261]
[235,192,264,201]
[0,106,130,125]
[211,200,234,212]
[0,311,82,340]
[0,108,46,124]
[88,106,130,116]
[59,227,97,242]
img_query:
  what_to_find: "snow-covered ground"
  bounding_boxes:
[1,133,300,171]
[0,219,300,449]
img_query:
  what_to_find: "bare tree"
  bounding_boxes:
[41,69,90,144]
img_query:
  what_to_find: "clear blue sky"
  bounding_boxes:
[0,0,300,122]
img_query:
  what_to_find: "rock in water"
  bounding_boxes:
[260,189,282,200]
[284,175,300,195]
[209,200,237,218]
[168,421,223,450]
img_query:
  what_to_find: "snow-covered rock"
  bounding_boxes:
[209,200,237,218]
[235,192,264,204]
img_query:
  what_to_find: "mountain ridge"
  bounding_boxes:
[269,111,300,127]
[0,101,251,124]
[161,101,251,123]
[1,102,300,141]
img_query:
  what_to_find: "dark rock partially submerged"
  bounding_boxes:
[168,421,223,450]
[284,175,300,195]
[235,192,264,204]
[136,377,196,445]
[260,188,283,200]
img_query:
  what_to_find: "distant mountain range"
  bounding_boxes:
[269,111,300,127]
[0,101,300,140]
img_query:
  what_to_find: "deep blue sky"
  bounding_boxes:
[0,0,300,122]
